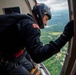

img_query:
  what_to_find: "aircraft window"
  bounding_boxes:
[3,7,20,14]
[37,0,69,75]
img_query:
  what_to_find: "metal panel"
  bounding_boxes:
[60,0,76,75]
[0,0,36,14]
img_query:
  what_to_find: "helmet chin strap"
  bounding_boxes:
[32,3,51,29]
[32,6,44,29]
[32,13,38,23]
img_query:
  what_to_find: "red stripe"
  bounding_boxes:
[32,24,40,29]
[14,49,24,58]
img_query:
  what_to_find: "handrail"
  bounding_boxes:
[25,0,32,14]
[38,63,51,75]
[60,0,76,75]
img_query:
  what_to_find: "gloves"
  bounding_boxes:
[53,20,74,50]
[63,20,74,41]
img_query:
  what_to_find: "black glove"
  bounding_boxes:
[53,20,74,50]
[63,20,74,41]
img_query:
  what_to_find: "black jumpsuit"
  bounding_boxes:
[0,14,69,75]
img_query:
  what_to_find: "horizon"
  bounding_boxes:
[36,0,69,11]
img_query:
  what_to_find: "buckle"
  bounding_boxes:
[0,58,8,66]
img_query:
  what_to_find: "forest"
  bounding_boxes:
[40,9,69,75]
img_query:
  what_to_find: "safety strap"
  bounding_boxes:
[14,49,24,58]
[30,64,41,75]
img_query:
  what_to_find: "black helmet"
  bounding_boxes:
[32,3,51,29]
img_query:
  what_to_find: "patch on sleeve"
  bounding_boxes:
[32,24,40,29]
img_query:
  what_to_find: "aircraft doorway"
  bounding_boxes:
[37,0,70,75]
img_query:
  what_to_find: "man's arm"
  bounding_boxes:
[19,19,74,63]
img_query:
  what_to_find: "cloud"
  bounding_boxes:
[36,0,48,3]
[36,0,68,11]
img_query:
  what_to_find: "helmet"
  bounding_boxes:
[32,3,51,29]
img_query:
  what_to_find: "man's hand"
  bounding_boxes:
[53,20,74,50]
[63,20,74,40]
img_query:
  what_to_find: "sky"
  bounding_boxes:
[36,0,69,11]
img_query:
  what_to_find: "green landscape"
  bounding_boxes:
[40,9,69,75]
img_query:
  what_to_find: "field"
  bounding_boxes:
[40,9,69,75]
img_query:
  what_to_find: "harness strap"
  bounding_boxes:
[14,50,42,75]
[14,49,24,58]
[30,64,41,75]
[0,49,42,75]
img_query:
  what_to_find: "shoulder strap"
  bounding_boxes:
[0,14,35,32]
